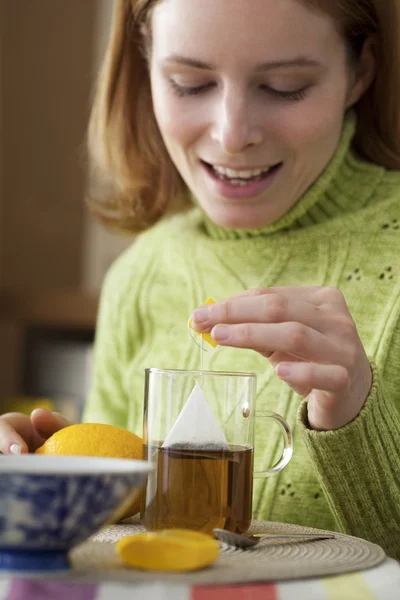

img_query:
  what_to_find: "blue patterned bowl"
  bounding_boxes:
[0,454,152,573]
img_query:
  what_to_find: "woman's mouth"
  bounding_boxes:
[201,160,282,199]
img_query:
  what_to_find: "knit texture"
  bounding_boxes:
[84,114,400,558]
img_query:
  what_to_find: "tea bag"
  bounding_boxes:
[162,381,229,450]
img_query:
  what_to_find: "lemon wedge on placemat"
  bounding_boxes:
[116,529,219,572]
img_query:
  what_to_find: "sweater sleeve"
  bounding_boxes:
[82,255,136,430]
[297,362,400,559]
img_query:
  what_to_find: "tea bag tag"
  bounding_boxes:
[162,382,229,450]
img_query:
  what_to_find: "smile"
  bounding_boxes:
[201,160,283,198]
[202,161,282,186]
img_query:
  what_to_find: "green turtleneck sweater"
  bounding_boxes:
[83,115,400,559]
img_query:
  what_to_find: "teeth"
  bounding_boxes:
[227,179,256,187]
[212,165,269,179]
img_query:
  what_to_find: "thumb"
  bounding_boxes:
[30,409,72,438]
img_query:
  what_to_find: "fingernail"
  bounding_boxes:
[276,363,292,378]
[212,325,230,342]
[192,307,210,323]
[10,444,22,455]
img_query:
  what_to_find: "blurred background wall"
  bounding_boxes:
[0,0,133,418]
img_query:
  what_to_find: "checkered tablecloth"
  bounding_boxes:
[0,558,399,600]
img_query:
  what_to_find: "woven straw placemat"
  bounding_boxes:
[68,519,386,585]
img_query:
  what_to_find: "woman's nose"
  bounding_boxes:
[211,90,264,155]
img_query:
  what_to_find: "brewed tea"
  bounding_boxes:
[142,443,253,534]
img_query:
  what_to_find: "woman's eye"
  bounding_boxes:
[261,85,310,101]
[169,80,215,97]
[169,79,310,101]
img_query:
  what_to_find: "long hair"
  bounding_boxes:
[303,0,400,170]
[86,0,400,233]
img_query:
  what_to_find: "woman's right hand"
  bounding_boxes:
[0,409,72,454]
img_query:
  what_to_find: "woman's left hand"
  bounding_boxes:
[191,287,372,431]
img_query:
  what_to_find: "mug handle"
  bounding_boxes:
[253,411,293,477]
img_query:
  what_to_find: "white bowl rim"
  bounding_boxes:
[0,454,152,475]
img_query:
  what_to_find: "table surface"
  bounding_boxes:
[0,558,399,600]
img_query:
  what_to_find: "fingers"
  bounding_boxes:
[0,421,29,454]
[30,409,71,437]
[190,288,367,431]
[275,362,349,397]
[230,286,348,309]
[193,287,348,325]
[210,322,343,364]
[0,409,72,455]
[192,293,329,334]
[231,286,323,301]
[0,414,32,454]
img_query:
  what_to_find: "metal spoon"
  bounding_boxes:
[213,528,335,549]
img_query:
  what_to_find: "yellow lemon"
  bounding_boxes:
[116,529,220,572]
[35,423,144,518]
[35,423,143,459]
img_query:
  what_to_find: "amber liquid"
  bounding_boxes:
[141,443,254,534]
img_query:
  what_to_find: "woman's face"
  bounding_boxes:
[150,0,367,229]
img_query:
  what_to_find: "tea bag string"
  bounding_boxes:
[199,334,204,386]
[187,318,207,386]
[187,319,250,421]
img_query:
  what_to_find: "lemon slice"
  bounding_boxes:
[189,298,219,350]
[116,529,219,572]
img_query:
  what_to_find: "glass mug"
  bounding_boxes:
[141,369,293,534]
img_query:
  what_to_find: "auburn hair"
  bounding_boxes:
[86,0,400,233]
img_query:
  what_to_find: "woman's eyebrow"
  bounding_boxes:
[162,56,214,70]
[255,57,322,71]
[162,55,322,71]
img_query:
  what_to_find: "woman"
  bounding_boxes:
[1,0,399,558]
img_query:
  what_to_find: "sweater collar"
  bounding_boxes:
[200,112,384,240]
